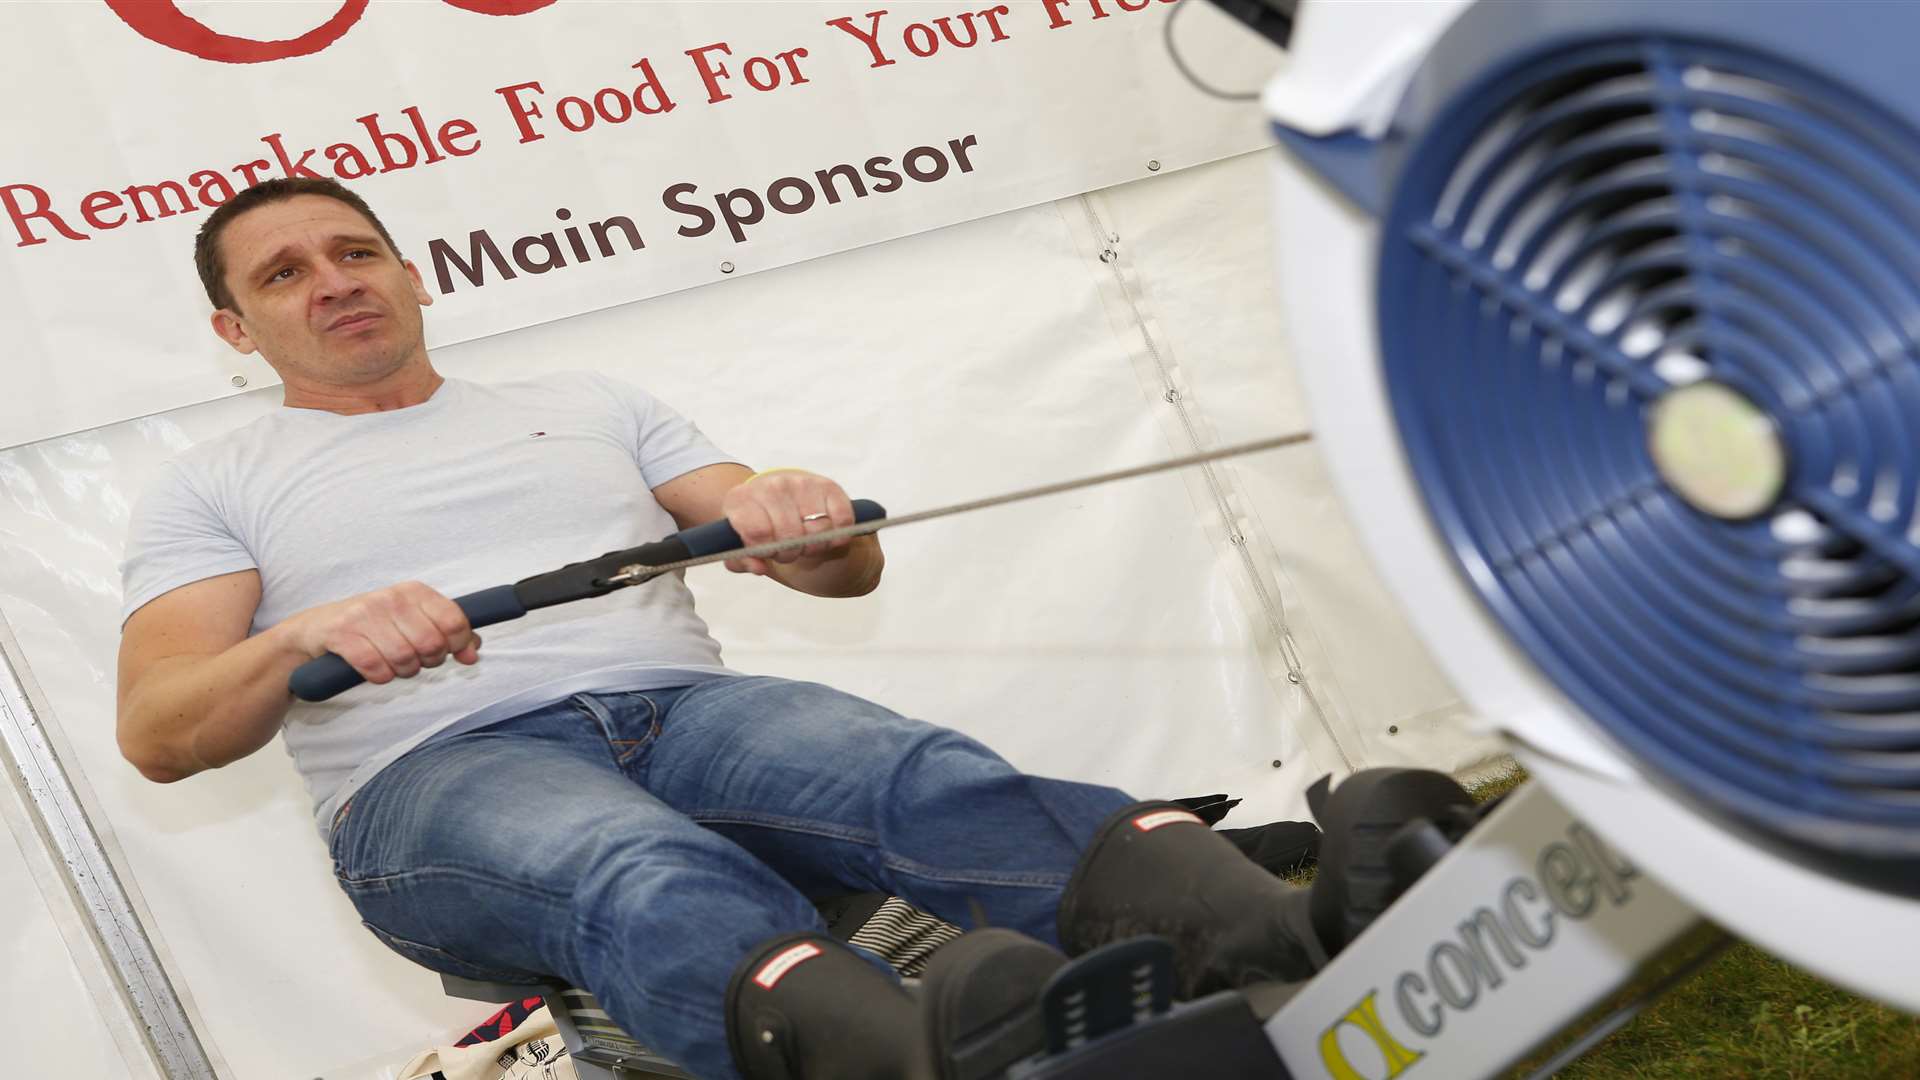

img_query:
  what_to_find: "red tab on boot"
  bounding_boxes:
[752,942,823,990]
[1133,809,1205,832]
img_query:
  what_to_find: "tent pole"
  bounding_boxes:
[0,613,217,1079]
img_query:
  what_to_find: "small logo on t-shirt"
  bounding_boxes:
[528,431,547,438]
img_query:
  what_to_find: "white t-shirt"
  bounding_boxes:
[120,372,742,836]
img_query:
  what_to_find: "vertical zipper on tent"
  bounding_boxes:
[0,618,218,1078]
[1074,194,1357,772]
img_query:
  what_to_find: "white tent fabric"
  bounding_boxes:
[0,149,1503,1078]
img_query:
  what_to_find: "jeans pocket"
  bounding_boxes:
[569,690,662,768]
[359,920,549,986]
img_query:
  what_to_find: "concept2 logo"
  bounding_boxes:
[1317,823,1640,1080]
[103,1,558,64]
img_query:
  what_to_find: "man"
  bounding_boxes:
[116,178,1426,1080]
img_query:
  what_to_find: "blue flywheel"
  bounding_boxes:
[1352,1,1920,891]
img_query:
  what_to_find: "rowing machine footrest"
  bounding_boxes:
[1010,990,1290,1079]
[1002,937,1290,1079]
[1038,937,1177,1053]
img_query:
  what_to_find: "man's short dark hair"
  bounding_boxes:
[193,177,403,312]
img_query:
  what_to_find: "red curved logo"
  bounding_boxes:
[103,0,558,64]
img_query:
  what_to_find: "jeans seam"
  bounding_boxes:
[691,811,1069,889]
[687,810,879,845]
[334,863,575,907]
[327,799,354,857]
[624,692,660,765]
[360,919,546,984]
[881,858,1071,889]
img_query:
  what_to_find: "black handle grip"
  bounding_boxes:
[287,499,887,703]
[675,498,887,557]
[288,585,528,703]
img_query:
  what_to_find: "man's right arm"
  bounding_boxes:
[116,573,479,783]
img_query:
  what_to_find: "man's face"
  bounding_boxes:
[209,195,433,386]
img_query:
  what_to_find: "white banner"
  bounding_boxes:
[0,0,1277,449]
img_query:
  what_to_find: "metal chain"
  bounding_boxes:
[605,431,1313,585]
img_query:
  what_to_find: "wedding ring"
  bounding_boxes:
[802,512,831,523]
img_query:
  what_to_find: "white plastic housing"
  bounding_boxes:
[1264,0,1920,1011]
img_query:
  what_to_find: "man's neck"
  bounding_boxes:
[281,363,445,415]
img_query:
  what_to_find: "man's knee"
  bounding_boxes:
[665,676,938,762]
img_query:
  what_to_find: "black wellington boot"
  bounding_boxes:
[1056,772,1479,1001]
[725,932,930,1080]
[1056,802,1329,1000]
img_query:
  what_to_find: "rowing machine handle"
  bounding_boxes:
[287,499,887,703]
[674,498,887,557]
[287,584,527,703]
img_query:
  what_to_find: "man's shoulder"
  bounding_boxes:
[160,406,302,480]
[129,409,295,524]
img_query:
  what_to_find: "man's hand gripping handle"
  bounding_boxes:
[288,500,887,702]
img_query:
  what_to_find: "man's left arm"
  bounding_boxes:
[652,463,884,598]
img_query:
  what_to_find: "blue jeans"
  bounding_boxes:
[327,676,1133,1080]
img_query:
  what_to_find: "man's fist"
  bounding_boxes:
[720,470,856,576]
[289,581,480,685]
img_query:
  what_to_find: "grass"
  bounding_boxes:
[1544,937,1920,1079]
[1459,767,1920,1079]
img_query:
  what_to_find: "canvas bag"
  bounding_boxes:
[397,1005,574,1080]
